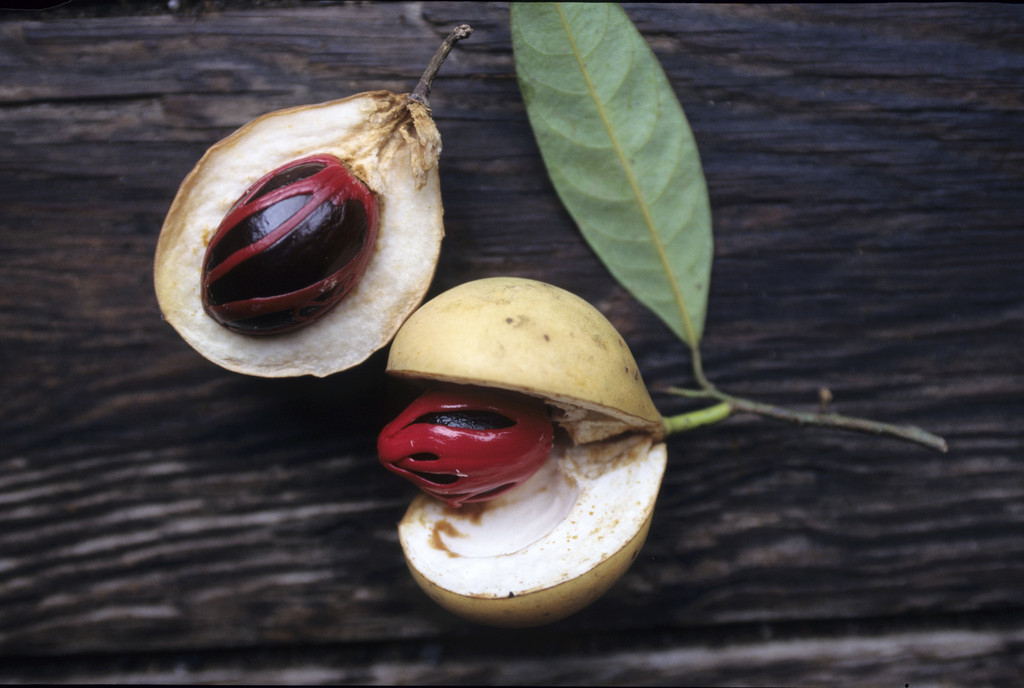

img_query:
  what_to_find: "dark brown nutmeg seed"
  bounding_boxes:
[201,154,380,335]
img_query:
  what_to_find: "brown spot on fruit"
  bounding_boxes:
[430,520,465,557]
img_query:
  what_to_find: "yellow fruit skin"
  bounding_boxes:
[386,277,663,439]
[403,505,655,628]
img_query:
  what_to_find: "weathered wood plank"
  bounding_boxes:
[2,624,1023,685]
[0,1,1022,684]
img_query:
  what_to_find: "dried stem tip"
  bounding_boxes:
[410,24,473,107]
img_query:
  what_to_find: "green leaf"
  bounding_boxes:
[511,2,713,347]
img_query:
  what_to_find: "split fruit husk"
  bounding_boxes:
[386,277,668,627]
[154,50,455,377]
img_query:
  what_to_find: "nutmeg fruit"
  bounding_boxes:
[383,277,667,627]
[154,26,471,377]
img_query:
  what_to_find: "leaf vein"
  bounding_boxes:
[555,3,698,346]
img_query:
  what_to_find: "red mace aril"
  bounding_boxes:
[378,385,554,508]
[201,154,379,335]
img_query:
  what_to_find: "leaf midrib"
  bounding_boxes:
[554,3,698,346]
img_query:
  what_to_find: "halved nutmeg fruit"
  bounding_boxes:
[379,277,667,627]
[154,26,471,377]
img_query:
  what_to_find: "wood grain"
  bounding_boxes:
[1,1,1022,684]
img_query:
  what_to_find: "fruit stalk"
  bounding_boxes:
[410,24,473,108]
[662,384,948,452]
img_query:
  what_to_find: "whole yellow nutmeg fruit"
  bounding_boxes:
[381,277,667,627]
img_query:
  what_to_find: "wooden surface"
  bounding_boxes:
[2,1,1023,684]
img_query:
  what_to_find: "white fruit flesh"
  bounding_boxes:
[154,92,443,377]
[399,433,667,627]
